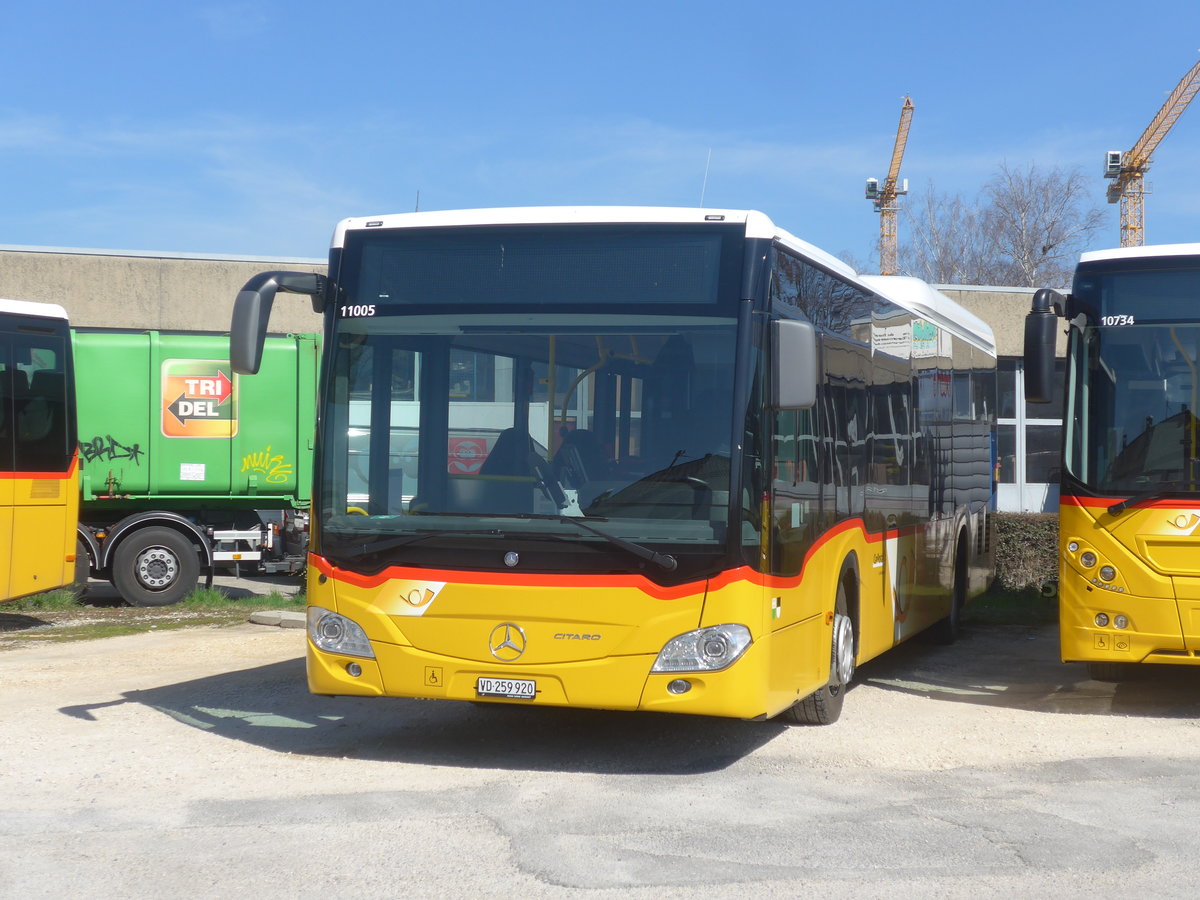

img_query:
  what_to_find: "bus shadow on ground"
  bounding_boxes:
[0,612,51,632]
[58,657,785,774]
[859,622,1200,719]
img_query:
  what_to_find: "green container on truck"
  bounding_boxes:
[72,329,320,606]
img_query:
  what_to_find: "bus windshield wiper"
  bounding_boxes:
[547,515,677,571]
[323,519,675,571]
[323,528,505,563]
[1107,488,1191,516]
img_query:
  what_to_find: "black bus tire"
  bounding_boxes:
[1087,661,1133,682]
[926,535,968,645]
[778,579,855,726]
[69,539,91,597]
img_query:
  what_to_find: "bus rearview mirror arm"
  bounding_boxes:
[230,271,326,375]
[1023,287,1066,404]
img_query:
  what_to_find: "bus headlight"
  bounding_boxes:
[1098,565,1117,582]
[651,624,752,673]
[1080,552,1097,568]
[308,606,375,659]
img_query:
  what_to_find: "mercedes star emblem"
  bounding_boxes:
[489,623,527,661]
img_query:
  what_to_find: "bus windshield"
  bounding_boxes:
[1066,260,1200,494]
[319,312,740,570]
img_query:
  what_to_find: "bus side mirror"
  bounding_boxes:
[1024,288,1063,404]
[771,319,819,409]
[230,271,325,375]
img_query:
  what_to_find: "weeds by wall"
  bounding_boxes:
[992,513,1059,590]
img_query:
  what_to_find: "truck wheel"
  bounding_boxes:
[112,527,200,607]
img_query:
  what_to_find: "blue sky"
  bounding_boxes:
[2,0,1198,269]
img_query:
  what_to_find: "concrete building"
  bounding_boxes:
[0,245,1064,513]
[0,245,324,335]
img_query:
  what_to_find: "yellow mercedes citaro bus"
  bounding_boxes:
[1,298,80,602]
[1026,243,1200,681]
[232,208,996,724]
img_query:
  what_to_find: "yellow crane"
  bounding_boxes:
[866,96,914,275]
[1105,59,1200,247]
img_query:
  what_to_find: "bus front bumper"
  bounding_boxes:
[306,637,776,720]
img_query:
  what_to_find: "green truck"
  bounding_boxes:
[73,329,319,606]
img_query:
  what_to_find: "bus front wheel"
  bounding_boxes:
[779,580,854,726]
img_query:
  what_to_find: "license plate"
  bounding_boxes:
[476,676,536,700]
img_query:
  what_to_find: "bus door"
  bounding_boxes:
[12,338,74,598]
[1,328,75,599]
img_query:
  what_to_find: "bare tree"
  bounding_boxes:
[981,162,1105,287]
[899,183,993,284]
[898,162,1104,287]
[835,249,870,273]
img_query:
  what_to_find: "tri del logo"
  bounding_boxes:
[161,359,238,438]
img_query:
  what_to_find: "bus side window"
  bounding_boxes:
[0,362,16,470]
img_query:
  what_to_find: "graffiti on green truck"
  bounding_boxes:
[241,445,293,484]
[81,434,143,465]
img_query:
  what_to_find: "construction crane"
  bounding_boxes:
[866,96,914,275]
[1104,59,1200,247]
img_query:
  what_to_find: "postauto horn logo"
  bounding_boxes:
[161,359,238,438]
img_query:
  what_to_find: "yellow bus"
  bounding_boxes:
[232,208,995,723]
[1026,243,1200,681]
[1,298,80,602]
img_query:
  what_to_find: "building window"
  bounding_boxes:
[996,357,1064,512]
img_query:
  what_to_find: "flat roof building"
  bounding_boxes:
[0,244,1063,512]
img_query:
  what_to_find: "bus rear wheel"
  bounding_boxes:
[779,580,854,726]
[925,535,968,645]
[112,527,200,607]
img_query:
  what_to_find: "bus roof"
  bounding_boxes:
[0,298,68,321]
[334,205,757,242]
[336,206,844,255]
[331,207,993,352]
[860,275,996,356]
[336,204,868,275]
[1081,243,1200,263]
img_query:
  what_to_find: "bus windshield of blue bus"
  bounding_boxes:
[340,224,744,311]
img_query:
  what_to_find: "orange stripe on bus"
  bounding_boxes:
[311,515,890,599]
[0,451,79,480]
[1063,493,1200,511]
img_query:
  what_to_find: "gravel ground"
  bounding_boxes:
[3,614,1200,897]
